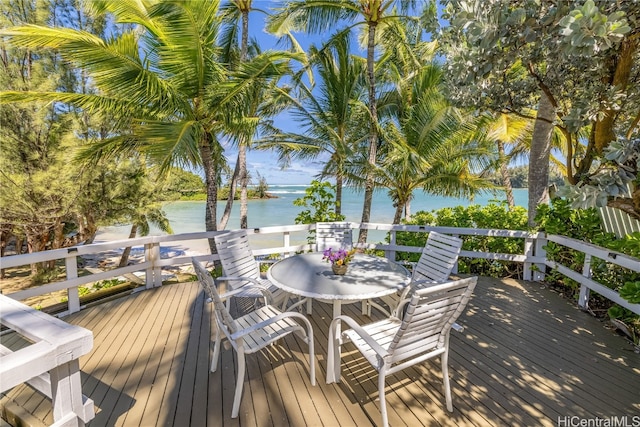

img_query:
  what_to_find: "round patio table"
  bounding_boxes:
[267,252,410,383]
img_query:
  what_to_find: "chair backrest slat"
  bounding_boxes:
[411,232,463,283]
[388,277,477,365]
[192,258,238,336]
[214,230,260,279]
[316,222,353,252]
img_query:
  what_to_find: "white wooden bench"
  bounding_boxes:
[0,295,94,427]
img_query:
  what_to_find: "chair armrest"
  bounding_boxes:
[329,315,389,358]
[229,311,313,341]
[217,276,267,289]
[217,280,272,305]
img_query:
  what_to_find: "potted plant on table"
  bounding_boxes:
[322,248,357,275]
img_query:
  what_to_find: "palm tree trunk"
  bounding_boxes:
[218,156,240,230]
[335,174,343,217]
[201,133,219,253]
[404,199,411,221]
[528,91,554,227]
[358,22,379,244]
[392,203,403,224]
[497,141,515,207]
[239,8,250,230]
[239,143,248,229]
[118,224,138,268]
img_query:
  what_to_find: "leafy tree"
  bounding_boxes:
[559,135,640,220]
[293,180,345,225]
[439,1,638,225]
[0,1,295,253]
[0,1,222,253]
[159,168,205,201]
[108,160,173,267]
[0,0,114,271]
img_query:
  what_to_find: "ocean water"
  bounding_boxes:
[97,186,528,250]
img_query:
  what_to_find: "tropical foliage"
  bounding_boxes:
[394,203,528,278]
[1,1,638,286]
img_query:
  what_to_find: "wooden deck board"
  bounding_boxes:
[1,276,639,427]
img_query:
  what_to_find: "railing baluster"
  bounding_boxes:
[533,234,547,282]
[284,232,290,257]
[145,242,162,288]
[65,255,80,314]
[578,254,592,310]
[385,230,396,261]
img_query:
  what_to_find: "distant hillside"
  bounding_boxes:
[485,165,564,188]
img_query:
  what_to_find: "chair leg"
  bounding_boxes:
[378,371,389,427]
[211,327,221,373]
[231,351,246,418]
[441,349,453,412]
[307,334,316,386]
[326,319,341,383]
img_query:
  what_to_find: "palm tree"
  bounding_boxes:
[268,0,421,243]
[0,1,287,252]
[483,113,534,207]
[215,47,296,229]
[261,33,368,217]
[374,63,493,223]
[218,0,261,229]
[1,1,225,251]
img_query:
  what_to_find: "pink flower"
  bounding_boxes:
[322,248,356,266]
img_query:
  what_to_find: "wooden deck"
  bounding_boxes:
[1,276,639,426]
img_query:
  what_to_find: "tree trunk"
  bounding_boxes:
[528,91,555,227]
[200,134,219,254]
[0,230,7,279]
[118,224,138,268]
[594,37,636,154]
[218,157,240,230]
[497,141,515,207]
[358,22,379,244]
[239,9,250,230]
[392,203,403,225]
[239,143,248,229]
[26,227,49,275]
[404,199,411,221]
[335,174,343,217]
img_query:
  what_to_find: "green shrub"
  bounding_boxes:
[536,199,639,344]
[395,202,528,278]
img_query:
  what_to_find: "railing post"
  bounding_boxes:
[385,230,396,261]
[283,232,290,257]
[65,255,80,313]
[578,254,592,310]
[533,234,547,282]
[145,242,162,288]
[523,238,533,281]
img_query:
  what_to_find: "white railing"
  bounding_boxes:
[1,222,639,316]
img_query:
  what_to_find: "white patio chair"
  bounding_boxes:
[192,258,316,418]
[328,276,477,427]
[214,229,295,309]
[373,231,463,317]
[316,221,353,252]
